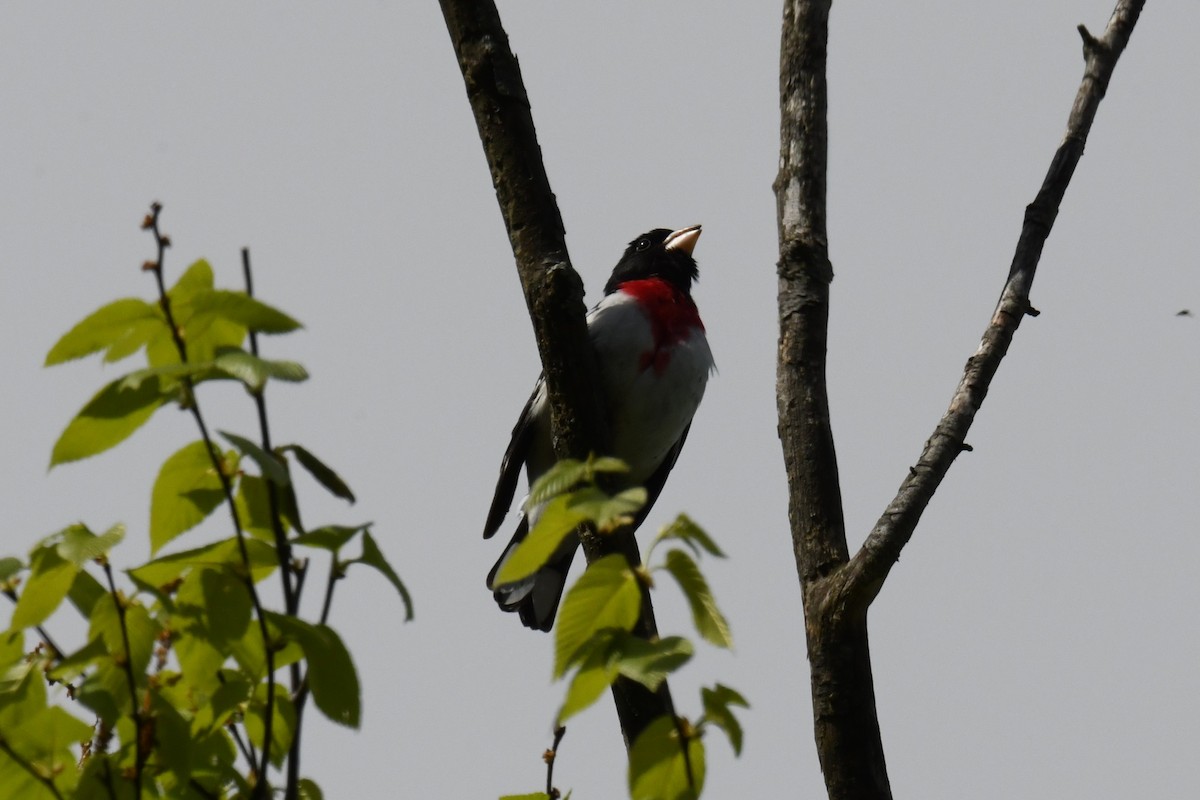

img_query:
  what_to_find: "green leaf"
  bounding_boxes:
[588,456,632,476]
[243,682,296,767]
[554,554,640,678]
[662,549,732,649]
[47,636,108,684]
[150,440,227,554]
[50,374,168,466]
[557,634,620,724]
[0,558,21,583]
[351,531,413,621]
[492,495,587,587]
[45,297,162,365]
[57,522,125,566]
[151,690,195,783]
[212,348,308,394]
[614,635,694,692]
[187,289,302,334]
[565,486,646,533]
[67,570,107,618]
[171,259,215,298]
[701,684,749,756]
[526,459,591,508]
[281,444,356,503]
[234,474,279,542]
[9,546,77,631]
[292,525,365,553]
[267,614,360,728]
[651,514,725,560]
[220,430,290,486]
[298,778,325,800]
[89,594,159,672]
[130,537,278,589]
[629,716,705,800]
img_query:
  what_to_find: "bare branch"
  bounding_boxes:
[844,0,1146,606]
[439,0,673,747]
[775,0,848,588]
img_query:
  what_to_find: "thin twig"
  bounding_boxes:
[544,725,566,797]
[142,204,278,799]
[99,559,144,798]
[242,247,308,800]
[844,0,1146,607]
[0,737,66,800]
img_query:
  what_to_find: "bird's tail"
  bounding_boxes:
[487,519,578,632]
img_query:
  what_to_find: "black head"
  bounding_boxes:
[604,225,701,295]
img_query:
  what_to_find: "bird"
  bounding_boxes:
[483,225,714,631]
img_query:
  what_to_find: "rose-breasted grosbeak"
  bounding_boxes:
[484,225,713,631]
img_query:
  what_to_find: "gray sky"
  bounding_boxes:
[2,2,1197,798]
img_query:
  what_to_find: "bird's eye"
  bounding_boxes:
[635,238,651,252]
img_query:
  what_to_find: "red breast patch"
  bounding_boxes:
[618,278,704,375]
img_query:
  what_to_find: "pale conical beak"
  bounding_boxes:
[664,224,702,256]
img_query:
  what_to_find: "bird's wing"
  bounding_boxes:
[629,422,692,533]
[483,377,544,539]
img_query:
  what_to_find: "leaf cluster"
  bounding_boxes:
[1,229,410,799]
[497,460,747,800]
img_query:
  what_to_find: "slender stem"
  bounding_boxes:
[0,737,66,800]
[143,204,277,799]
[544,725,566,797]
[241,247,307,800]
[228,720,257,769]
[99,559,143,798]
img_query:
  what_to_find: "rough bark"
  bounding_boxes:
[439,0,672,748]
[774,2,1145,798]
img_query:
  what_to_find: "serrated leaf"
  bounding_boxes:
[50,374,168,466]
[554,554,640,678]
[588,456,631,476]
[629,715,705,800]
[9,547,77,631]
[352,531,413,621]
[614,635,694,692]
[652,514,725,560]
[267,614,360,728]
[45,297,162,365]
[493,495,587,587]
[662,549,732,649]
[150,440,227,554]
[212,349,308,394]
[526,459,591,508]
[220,430,290,486]
[188,289,302,334]
[57,522,125,565]
[281,444,356,503]
[701,684,749,756]
[566,486,646,533]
